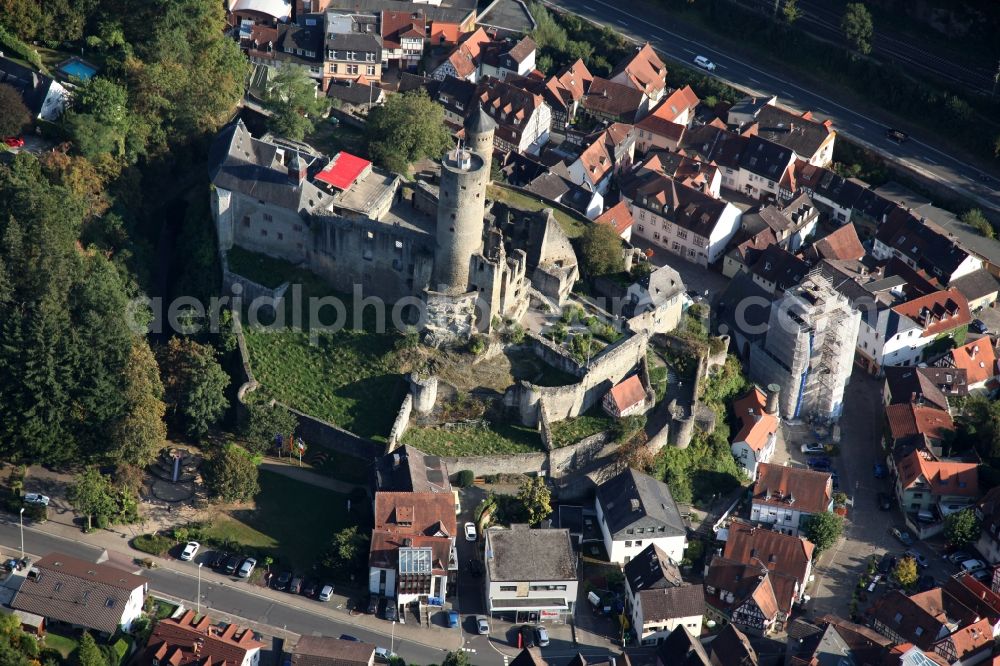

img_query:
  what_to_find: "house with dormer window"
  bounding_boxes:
[595,468,687,565]
[749,463,832,537]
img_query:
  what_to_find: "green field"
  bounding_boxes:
[202,469,357,570]
[227,246,300,288]
[548,410,614,448]
[401,421,542,456]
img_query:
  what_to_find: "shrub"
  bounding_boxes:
[0,26,44,71]
[132,533,175,556]
[468,335,486,355]
[94,514,110,530]
[456,470,475,488]
[22,503,46,522]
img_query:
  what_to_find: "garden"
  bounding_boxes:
[401,420,543,456]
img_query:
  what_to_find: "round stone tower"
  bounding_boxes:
[431,107,496,293]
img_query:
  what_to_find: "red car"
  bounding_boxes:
[3,137,24,148]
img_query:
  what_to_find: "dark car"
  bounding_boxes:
[340,635,360,642]
[886,128,908,144]
[877,493,892,510]
[302,579,319,598]
[274,571,292,591]
[223,555,242,576]
[289,576,303,594]
[519,625,536,648]
[873,463,888,479]
[385,602,398,622]
[831,472,840,490]
[971,319,989,335]
[808,458,832,472]
[367,596,380,614]
[211,551,230,569]
[877,553,896,574]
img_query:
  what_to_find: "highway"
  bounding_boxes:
[546,0,1000,214]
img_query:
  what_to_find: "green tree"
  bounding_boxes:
[842,3,873,55]
[961,209,995,239]
[945,509,982,548]
[442,651,471,666]
[202,445,259,502]
[77,631,105,666]
[517,476,552,526]
[366,90,452,173]
[580,221,624,277]
[803,511,843,552]
[0,83,29,137]
[781,0,801,24]
[953,395,1000,461]
[112,339,167,469]
[265,65,331,141]
[243,401,299,456]
[894,556,918,588]
[157,337,229,440]
[68,467,116,531]
[323,525,370,576]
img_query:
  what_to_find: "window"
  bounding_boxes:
[330,63,338,73]
[367,65,376,76]
[624,540,632,547]
[347,51,356,60]
[305,50,315,58]
[263,213,273,222]
[635,540,642,547]
[261,230,268,237]
[676,229,688,240]
[499,585,516,592]
[348,64,359,75]
[366,52,376,62]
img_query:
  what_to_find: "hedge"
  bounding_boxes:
[132,533,175,556]
[0,26,45,72]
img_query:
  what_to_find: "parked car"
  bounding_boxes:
[274,571,292,591]
[3,137,24,148]
[877,553,896,574]
[947,551,973,565]
[886,128,908,144]
[917,574,936,592]
[904,550,929,569]
[374,648,395,663]
[801,442,826,454]
[367,595,380,614]
[891,527,914,547]
[340,635,360,642]
[808,458,832,471]
[223,555,241,575]
[916,510,936,523]
[971,319,989,335]
[877,493,892,510]
[289,576,303,594]
[519,625,536,648]
[237,558,257,578]
[693,55,716,71]
[873,464,888,479]
[464,522,477,542]
[973,568,992,583]
[447,610,459,628]
[302,579,319,597]
[477,616,490,635]
[384,602,398,622]
[211,551,230,569]
[24,493,50,506]
[318,584,334,602]
[180,541,200,561]
[866,573,881,593]
[961,559,986,573]
[3,559,18,572]
[534,626,550,647]
[831,472,840,490]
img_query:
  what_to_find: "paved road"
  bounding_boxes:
[0,519,452,666]
[546,0,1000,214]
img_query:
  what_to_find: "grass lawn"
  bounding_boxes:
[548,410,614,448]
[227,246,300,288]
[306,121,368,158]
[308,449,372,485]
[150,598,179,620]
[201,469,357,570]
[488,184,588,238]
[239,250,406,439]
[401,421,542,456]
[43,630,78,659]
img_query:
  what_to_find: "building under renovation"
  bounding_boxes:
[748,271,861,421]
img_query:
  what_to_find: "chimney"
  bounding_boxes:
[287,152,307,185]
[765,384,780,415]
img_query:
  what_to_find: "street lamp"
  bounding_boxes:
[18,508,24,560]
[197,563,203,615]
[391,621,396,655]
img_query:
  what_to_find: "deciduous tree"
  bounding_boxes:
[961,209,994,239]
[265,65,331,141]
[68,467,117,531]
[804,511,843,552]
[157,337,229,440]
[442,651,471,666]
[842,3,873,56]
[945,509,981,548]
[517,476,552,526]
[894,556,918,588]
[203,445,259,502]
[580,221,624,277]
[323,525,370,576]
[782,0,801,25]
[112,339,167,469]
[366,90,452,174]
[0,83,29,137]
[243,401,299,456]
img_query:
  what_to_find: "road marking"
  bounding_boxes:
[780,90,793,98]
[925,157,938,165]
[616,19,627,25]
[582,4,595,9]
[816,107,829,114]
[748,77,760,84]
[683,48,696,55]
[853,123,865,129]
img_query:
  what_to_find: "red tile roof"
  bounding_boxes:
[429,21,461,45]
[891,288,970,338]
[895,449,978,497]
[555,58,593,103]
[732,388,778,453]
[575,132,614,184]
[608,375,646,413]
[812,223,865,261]
[635,115,685,142]
[885,403,954,443]
[595,200,634,236]
[144,610,265,666]
[752,463,831,515]
[315,152,371,190]
[374,491,457,536]
[723,522,813,586]
[611,43,667,97]
[648,85,699,123]
[380,10,425,49]
[950,339,999,386]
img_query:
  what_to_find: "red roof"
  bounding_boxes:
[595,200,633,236]
[885,403,954,442]
[895,449,978,497]
[732,388,778,453]
[315,152,371,190]
[607,375,646,413]
[144,610,265,666]
[891,288,970,338]
[950,339,999,386]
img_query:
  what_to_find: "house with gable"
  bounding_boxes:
[0,56,70,122]
[139,610,266,666]
[369,491,457,615]
[730,387,779,479]
[603,375,651,419]
[624,543,704,645]
[938,339,999,394]
[749,463,832,536]
[735,136,796,202]
[892,449,978,522]
[473,76,551,153]
[609,43,667,115]
[582,77,646,125]
[883,366,967,413]
[479,35,536,80]
[975,487,1000,565]
[635,85,699,153]
[595,468,687,565]
[873,210,983,286]
[622,263,686,335]
[380,10,426,72]
[595,200,634,241]
[750,105,836,167]
[431,27,491,81]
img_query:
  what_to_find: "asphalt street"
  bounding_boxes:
[546,0,1000,213]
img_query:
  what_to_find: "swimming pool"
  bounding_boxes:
[57,58,98,81]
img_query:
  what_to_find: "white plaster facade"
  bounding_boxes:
[595,497,686,565]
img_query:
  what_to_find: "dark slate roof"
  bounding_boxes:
[524,172,571,201]
[812,169,865,209]
[622,171,732,239]
[713,275,774,347]
[950,268,1000,302]
[657,626,711,666]
[0,55,55,117]
[875,209,971,281]
[510,647,548,666]
[754,105,831,161]
[747,244,810,291]
[374,445,451,493]
[624,543,682,594]
[325,31,383,54]
[485,526,577,582]
[326,80,383,106]
[595,468,685,539]
[738,135,793,181]
[465,103,498,134]
[280,23,324,58]
[883,366,967,411]
[706,624,758,666]
[639,584,705,623]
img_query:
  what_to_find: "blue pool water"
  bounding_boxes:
[58,59,98,81]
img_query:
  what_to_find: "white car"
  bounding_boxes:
[800,442,825,455]
[693,55,716,71]
[961,559,986,573]
[464,522,477,542]
[237,557,257,578]
[318,584,334,601]
[374,648,396,663]
[24,493,50,506]
[180,541,200,561]
[477,616,490,635]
